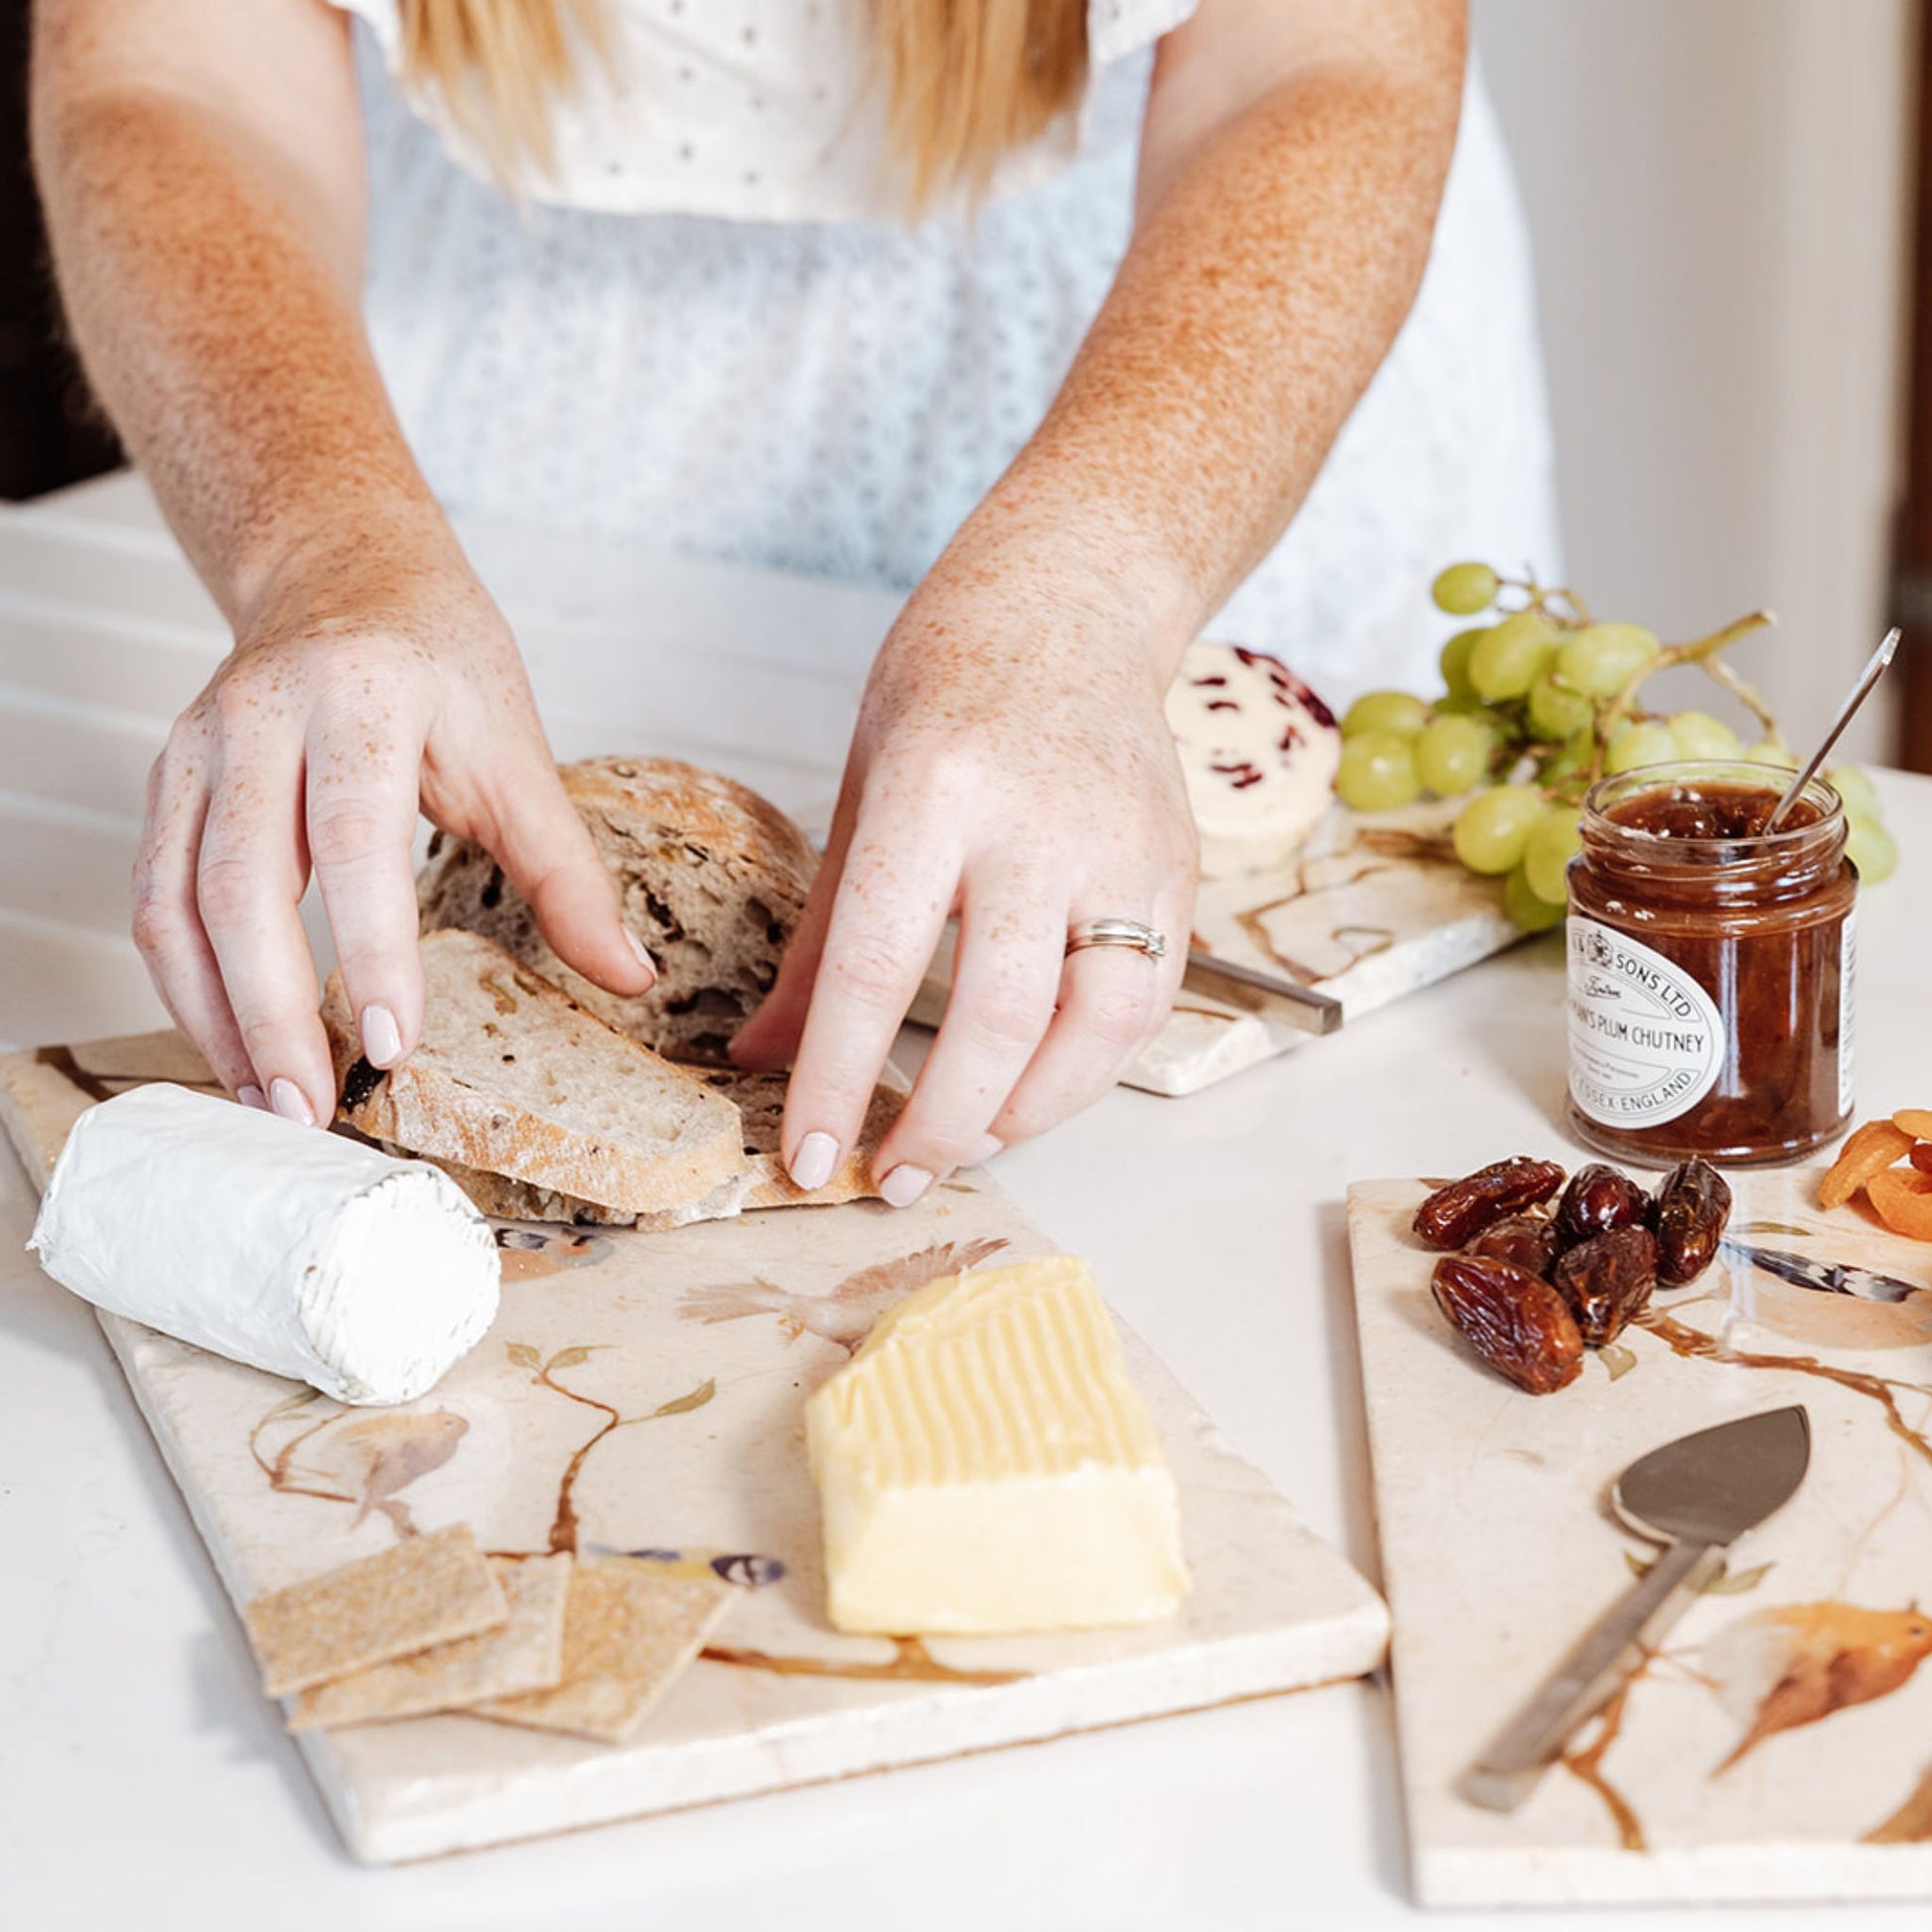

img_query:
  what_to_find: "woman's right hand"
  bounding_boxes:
[133,525,655,1124]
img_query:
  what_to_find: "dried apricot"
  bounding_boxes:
[1893,1109,1932,1141]
[1912,1143,1932,1178]
[1820,1119,1916,1211]
[1865,1167,1932,1242]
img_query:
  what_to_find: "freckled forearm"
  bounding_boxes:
[943,8,1464,680]
[32,75,446,630]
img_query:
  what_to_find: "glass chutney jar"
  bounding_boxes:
[1566,760,1857,1166]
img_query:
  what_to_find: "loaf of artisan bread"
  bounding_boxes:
[416,757,816,1064]
[323,930,748,1217]
[414,1069,906,1230]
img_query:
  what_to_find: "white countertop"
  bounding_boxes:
[2,477,1927,1929]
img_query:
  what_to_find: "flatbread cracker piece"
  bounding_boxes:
[286,1554,571,1730]
[475,1558,732,1745]
[245,1523,505,1698]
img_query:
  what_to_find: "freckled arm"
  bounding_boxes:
[934,0,1467,680]
[30,0,455,627]
[29,0,654,1121]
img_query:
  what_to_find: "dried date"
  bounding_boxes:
[1651,1158,1733,1286]
[1555,1164,1651,1246]
[1414,1157,1567,1251]
[1431,1252,1584,1395]
[1465,1214,1563,1280]
[1552,1224,1660,1346]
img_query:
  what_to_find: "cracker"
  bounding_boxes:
[475,1558,733,1745]
[286,1554,571,1730]
[245,1523,506,1698]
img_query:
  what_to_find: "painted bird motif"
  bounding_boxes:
[288,1409,471,1534]
[678,1237,1010,1353]
[1705,1600,1932,1774]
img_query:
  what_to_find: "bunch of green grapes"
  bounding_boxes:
[1332,561,1898,930]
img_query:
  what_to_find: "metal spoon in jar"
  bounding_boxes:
[1764,626,1901,830]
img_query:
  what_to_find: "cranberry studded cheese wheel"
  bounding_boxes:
[1164,640,1341,880]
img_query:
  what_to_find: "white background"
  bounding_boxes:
[1477,0,1916,759]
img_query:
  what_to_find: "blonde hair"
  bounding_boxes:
[396,0,1089,209]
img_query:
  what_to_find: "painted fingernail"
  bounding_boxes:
[789,1131,840,1193]
[237,1085,267,1111]
[879,1164,934,1209]
[963,1134,1004,1168]
[359,1003,403,1068]
[624,927,657,984]
[269,1077,317,1128]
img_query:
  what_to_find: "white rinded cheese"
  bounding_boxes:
[1165,639,1341,879]
[805,1255,1190,1636]
[29,1083,500,1406]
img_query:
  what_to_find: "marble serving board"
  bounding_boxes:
[912,800,1518,1098]
[1347,1172,1932,1908]
[0,1034,1388,1864]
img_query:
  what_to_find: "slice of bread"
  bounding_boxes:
[416,757,816,1064]
[410,1070,907,1231]
[323,930,748,1217]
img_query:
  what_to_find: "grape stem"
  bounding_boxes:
[1589,608,1778,781]
[1502,574,1596,627]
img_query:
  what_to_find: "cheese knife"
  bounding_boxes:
[1459,1404,1811,1812]
[1183,948,1344,1035]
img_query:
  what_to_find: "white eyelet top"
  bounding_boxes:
[341,2,1561,703]
[336,0,1197,220]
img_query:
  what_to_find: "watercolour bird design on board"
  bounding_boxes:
[285,1409,472,1534]
[678,1237,1011,1353]
[1705,1600,1932,1774]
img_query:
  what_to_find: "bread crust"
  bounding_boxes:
[407,1077,906,1230]
[323,935,748,1217]
[416,757,816,1064]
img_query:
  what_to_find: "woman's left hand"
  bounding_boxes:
[730,567,1197,1208]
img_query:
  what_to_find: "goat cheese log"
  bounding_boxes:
[28,1084,500,1406]
[1164,640,1341,879]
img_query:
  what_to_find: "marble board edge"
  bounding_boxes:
[1,1040,1391,1864]
[1342,1173,1932,1909]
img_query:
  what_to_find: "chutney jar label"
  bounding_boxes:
[1567,916,1725,1128]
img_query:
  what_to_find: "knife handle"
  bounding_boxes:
[1459,1537,1724,1812]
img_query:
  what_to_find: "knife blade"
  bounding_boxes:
[1461,1406,1811,1812]
[1722,1240,1925,1307]
[1182,949,1343,1036]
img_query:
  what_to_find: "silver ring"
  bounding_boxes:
[1065,917,1168,961]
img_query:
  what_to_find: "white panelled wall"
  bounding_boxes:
[1475,0,1917,758]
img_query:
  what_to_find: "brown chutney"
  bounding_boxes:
[1565,760,1856,1166]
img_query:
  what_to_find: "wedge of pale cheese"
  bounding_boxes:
[28,1083,500,1406]
[805,1255,1190,1636]
[1165,638,1340,880]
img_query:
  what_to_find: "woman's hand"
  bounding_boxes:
[134,525,654,1124]
[732,564,1197,1207]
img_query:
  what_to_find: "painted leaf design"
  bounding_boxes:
[547,1345,596,1372]
[1329,923,1395,960]
[1731,1221,1814,1237]
[1705,1562,1774,1597]
[1705,1601,1932,1774]
[1597,1342,1639,1382]
[1865,1761,1932,1843]
[505,1341,540,1370]
[652,1378,716,1419]
[1622,1552,1771,1596]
